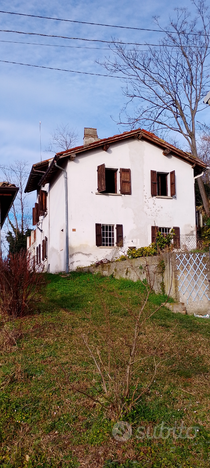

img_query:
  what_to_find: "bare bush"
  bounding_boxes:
[0,250,45,318]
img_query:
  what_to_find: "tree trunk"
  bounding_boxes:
[197,176,210,217]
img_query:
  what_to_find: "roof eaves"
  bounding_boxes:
[0,184,19,227]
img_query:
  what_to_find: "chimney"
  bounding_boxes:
[83,128,99,145]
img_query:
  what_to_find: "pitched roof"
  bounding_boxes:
[0,182,19,227]
[24,158,52,193]
[25,128,206,193]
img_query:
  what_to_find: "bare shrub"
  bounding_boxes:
[0,250,45,318]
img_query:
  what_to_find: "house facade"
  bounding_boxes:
[25,128,206,273]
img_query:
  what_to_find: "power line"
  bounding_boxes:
[0,29,200,48]
[0,28,163,45]
[0,9,168,34]
[0,58,127,78]
[0,39,111,51]
[0,9,209,38]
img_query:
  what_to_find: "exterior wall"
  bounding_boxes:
[28,138,197,273]
[67,138,196,270]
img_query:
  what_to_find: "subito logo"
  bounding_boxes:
[112,421,132,441]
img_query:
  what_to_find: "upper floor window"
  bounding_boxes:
[32,190,47,225]
[97,164,131,195]
[151,170,176,197]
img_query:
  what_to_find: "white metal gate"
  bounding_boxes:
[176,253,210,304]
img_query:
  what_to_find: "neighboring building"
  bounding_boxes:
[25,128,206,273]
[0,182,19,254]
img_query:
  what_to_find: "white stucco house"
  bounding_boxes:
[25,128,206,273]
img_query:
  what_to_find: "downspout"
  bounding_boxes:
[54,161,69,273]
[194,171,204,180]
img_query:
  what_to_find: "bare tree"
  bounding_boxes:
[47,124,78,153]
[0,161,30,252]
[103,0,210,215]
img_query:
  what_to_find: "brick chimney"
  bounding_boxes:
[83,128,99,145]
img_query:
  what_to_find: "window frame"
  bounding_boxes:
[97,164,131,195]
[151,170,176,197]
[95,223,123,247]
[151,225,180,248]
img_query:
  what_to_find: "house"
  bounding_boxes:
[25,128,206,273]
[0,182,19,254]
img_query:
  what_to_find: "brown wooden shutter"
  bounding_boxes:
[120,169,131,195]
[151,226,159,243]
[38,244,41,264]
[151,171,157,196]
[116,224,123,247]
[39,190,46,216]
[32,207,36,226]
[40,192,43,215]
[97,164,106,192]
[36,246,38,265]
[170,170,176,197]
[42,191,47,212]
[34,230,36,242]
[173,226,180,248]
[35,203,39,223]
[96,223,102,246]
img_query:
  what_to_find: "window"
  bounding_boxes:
[151,170,176,197]
[36,244,41,264]
[102,225,114,246]
[158,227,171,236]
[32,190,47,225]
[151,226,180,248]
[96,224,123,247]
[157,173,168,196]
[97,164,131,194]
[42,237,48,260]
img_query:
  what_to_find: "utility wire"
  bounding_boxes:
[0,9,209,37]
[0,58,128,78]
[0,29,201,48]
[0,28,165,45]
[0,10,171,33]
[0,39,111,51]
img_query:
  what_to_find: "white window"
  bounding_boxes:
[102,225,114,246]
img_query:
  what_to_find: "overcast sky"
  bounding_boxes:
[0,0,209,186]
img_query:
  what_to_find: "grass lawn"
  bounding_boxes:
[0,272,210,467]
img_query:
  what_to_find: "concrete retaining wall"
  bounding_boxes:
[83,253,210,315]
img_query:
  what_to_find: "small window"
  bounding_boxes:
[151,170,176,197]
[96,224,123,247]
[158,227,171,236]
[157,173,168,196]
[105,169,117,193]
[97,164,117,193]
[151,225,180,248]
[102,225,114,246]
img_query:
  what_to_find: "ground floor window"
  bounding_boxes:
[96,224,123,247]
[102,224,114,246]
[158,227,171,236]
[151,226,180,248]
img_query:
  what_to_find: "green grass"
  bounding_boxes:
[0,272,210,467]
